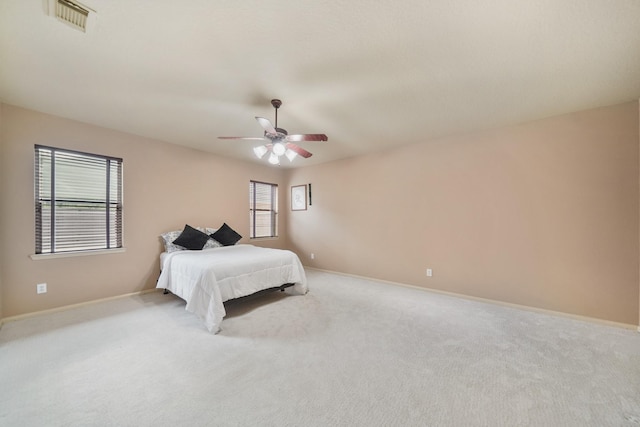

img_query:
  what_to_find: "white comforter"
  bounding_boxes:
[156,244,308,333]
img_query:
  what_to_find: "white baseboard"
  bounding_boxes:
[0,288,160,327]
[305,267,640,332]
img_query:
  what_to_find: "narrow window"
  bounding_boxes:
[35,145,123,254]
[249,181,278,238]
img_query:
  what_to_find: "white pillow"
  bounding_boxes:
[202,227,222,249]
[160,230,185,253]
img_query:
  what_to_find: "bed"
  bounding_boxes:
[156,244,308,333]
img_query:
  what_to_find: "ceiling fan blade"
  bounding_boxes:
[255,117,277,136]
[286,143,313,158]
[218,136,269,141]
[285,134,328,142]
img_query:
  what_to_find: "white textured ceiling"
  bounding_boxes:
[1,0,639,168]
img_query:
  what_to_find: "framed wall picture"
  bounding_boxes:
[291,185,307,211]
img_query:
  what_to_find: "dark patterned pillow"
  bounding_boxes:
[172,224,210,250]
[210,223,242,246]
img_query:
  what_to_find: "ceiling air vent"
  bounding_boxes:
[47,0,96,33]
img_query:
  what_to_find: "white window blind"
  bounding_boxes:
[249,180,278,238]
[35,145,123,254]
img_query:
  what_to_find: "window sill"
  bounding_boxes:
[30,248,126,260]
[249,237,279,241]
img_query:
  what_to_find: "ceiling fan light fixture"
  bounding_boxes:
[285,149,298,162]
[272,142,286,156]
[253,145,268,159]
[268,153,280,165]
[218,99,327,165]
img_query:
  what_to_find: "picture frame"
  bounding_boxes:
[291,185,307,211]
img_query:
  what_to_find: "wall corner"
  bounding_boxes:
[0,102,5,321]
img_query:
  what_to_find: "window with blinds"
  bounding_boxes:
[35,145,123,254]
[249,180,278,238]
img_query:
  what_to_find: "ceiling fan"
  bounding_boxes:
[219,99,328,165]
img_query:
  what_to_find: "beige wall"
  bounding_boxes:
[287,102,640,326]
[0,104,288,318]
[0,103,4,320]
[2,102,639,326]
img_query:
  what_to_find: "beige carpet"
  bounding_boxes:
[1,270,639,426]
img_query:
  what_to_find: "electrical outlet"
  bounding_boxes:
[310,253,315,260]
[36,283,47,294]
[426,269,433,277]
